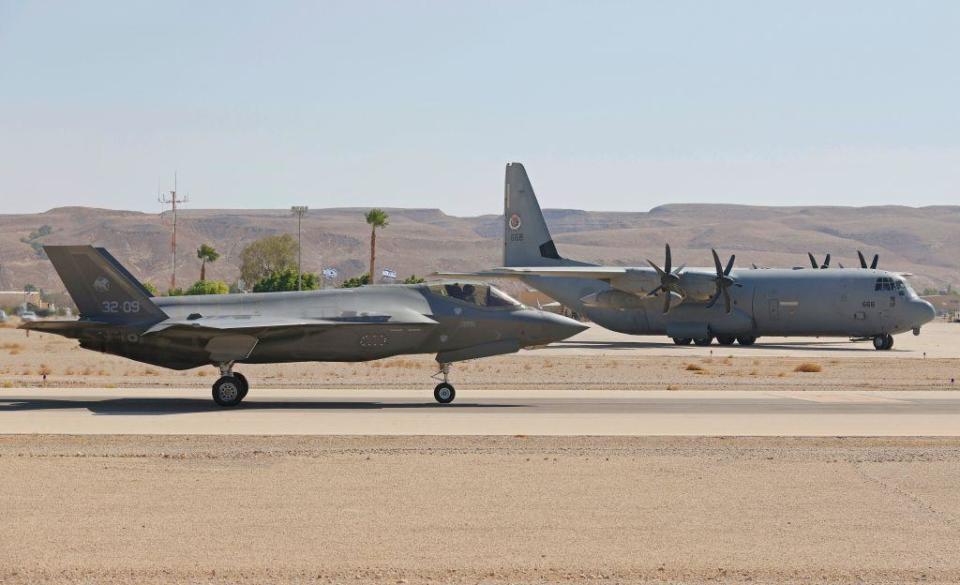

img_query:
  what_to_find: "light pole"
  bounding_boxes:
[291,206,308,291]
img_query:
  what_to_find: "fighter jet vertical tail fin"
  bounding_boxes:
[43,245,166,325]
[503,163,583,267]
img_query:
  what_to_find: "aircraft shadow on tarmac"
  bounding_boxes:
[552,340,899,352]
[0,398,525,415]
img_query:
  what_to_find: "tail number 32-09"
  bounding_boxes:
[101,300,141,314]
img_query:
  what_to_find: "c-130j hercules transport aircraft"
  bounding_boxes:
[439,163,936,350]
[22,246,585,406]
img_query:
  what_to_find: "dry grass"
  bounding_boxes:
[37,364,52,376]
[685,363,704,371]
[794,362,823,373]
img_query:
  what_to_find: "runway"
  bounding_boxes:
[2,387,960,436]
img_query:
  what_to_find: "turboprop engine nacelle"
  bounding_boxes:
[676,271,719,302]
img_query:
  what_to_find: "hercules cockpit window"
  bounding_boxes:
[428,283,522,308]
[875,277,908,296]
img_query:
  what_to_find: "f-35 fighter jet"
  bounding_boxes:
[22,246,585,406]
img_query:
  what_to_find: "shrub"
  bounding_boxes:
[186,280,230,295]
[339,273,371,289]
[794,362,823,373]
[252,269,319,293]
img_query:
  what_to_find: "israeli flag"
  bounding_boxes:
[381,268,397,279]
[322,268,338,279]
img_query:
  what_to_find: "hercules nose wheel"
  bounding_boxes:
[716,335,737,346]
[434,383,456,404]
[212,375,244,407]
[873,334,894,350]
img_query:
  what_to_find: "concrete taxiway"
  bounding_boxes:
[2,387,960,436]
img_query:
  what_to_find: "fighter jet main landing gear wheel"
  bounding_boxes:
[212,375,244,407]
[737,336,757,346]
[434,383,456,404]
[716,335,736,346]
[431,362,456,404]
[693,336,714,346]
[673,337,692,345]
[873,334,894,351]
[234,373,249,400]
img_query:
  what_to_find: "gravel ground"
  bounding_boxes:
[2,435,960,584]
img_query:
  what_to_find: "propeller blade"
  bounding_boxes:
[673,263,687,275]
[711,249,723,275]
[724,254,735,276]
[664,244,672,274]
[808,252,817,268]
[646,259,665,276]
[821,254,831,269]
[647,285,664,297]
[723,288,731,313]
[871,254,879,269]
[838,262,845,269]
[663,292,671,314]
[858,250,868,268]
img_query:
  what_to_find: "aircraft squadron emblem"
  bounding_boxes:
[508,213,522,230]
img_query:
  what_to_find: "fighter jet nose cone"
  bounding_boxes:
[538,311,588,343]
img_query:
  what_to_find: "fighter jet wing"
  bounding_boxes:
[434,266,629,281]
[144,310,437,335]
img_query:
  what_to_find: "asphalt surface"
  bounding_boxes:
[2,387,960,435]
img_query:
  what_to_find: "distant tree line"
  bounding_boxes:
[148,209,425,296]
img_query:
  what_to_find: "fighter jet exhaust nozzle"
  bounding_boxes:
[647,243,686,313]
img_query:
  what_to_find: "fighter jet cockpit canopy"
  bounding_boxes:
[428,283,524,309]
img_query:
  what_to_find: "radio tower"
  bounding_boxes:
[158,173,188,291]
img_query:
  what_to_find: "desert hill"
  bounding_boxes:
[0,204,957,294]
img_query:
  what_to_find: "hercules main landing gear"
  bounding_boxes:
[873,334,894,351]
[212,362,248,407]
[432,363,456,404]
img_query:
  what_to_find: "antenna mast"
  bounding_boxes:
[158,173,188,291]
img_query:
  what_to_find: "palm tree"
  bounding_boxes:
[197,243,220,282]
[365,209,389,283]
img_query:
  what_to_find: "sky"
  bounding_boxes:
[1,1,959,215]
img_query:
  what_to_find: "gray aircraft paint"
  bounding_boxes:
[445,163,935,344]
[24,246,585,404]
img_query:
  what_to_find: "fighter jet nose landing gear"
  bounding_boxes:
[212,363,248,407]
[432,363,456,404]
[434,383,455,404]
